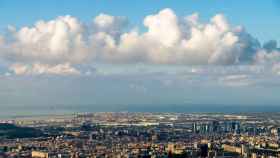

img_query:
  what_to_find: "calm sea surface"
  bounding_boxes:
[0,104,279,119]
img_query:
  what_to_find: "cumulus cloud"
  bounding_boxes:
[143,8,181,47]
[89,9,261,65]
[254,50,280,64]
[0,8,279,75]
[0,16,89,68]
[93,13,128,37]
[254,40,280,64]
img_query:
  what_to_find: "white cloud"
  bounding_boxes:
[253,40,280,64]
[254,49,280,64]
[143,8,181,47]
[218,74,252,87]
[272,63,280,75]
[0,35,4,45]
[92,10,257,65]
[9,63,80,75]
[2,16,89,65]
[93,13,128,37]
[0,8,279,75]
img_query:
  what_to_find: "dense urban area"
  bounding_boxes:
[1,112,280,158]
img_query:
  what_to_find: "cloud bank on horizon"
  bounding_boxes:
[0,8,279,75]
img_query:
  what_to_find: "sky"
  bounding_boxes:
[0,0,280,110]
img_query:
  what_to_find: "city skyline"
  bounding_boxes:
[0,1,280,108]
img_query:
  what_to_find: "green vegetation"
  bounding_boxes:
[0,123,44,139]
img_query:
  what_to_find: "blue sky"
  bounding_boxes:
[0,0,280,111]
[0,0,279,43]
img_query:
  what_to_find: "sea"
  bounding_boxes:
[1,104,280,119]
